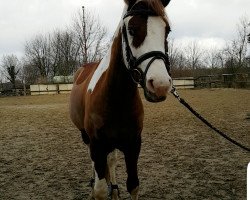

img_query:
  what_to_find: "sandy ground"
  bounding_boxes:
[0,88,249,200]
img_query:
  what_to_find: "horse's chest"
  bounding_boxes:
[92,111,141,130]
[85,92,144,145]
[89,109,143,140]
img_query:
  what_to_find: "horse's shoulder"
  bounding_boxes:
[74,62,99,85]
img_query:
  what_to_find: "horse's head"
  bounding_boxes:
[122,0,172,102]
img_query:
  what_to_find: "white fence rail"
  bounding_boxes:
[30,78,194,95]
[173,77,194,89]
[30,84,73,95]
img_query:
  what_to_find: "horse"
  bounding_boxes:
[70,0,172,199]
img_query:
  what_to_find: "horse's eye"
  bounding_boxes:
[128,28,136,36]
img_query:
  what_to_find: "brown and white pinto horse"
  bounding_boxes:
[70,0,172,199]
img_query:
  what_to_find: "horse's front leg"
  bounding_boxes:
[124,136,141,200]
[90,142,109,200]
[107,150,119,200]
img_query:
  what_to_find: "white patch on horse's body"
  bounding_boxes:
[87,48,111,93]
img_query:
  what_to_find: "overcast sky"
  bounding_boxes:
[0,0,249,60]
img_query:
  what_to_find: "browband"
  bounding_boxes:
[123,10,157,19]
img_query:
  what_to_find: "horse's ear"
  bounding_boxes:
[124,0,137,7]
[161,0,171,7]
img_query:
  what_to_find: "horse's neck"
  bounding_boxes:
[104,30,138,101]
[89,4,139,103]
[87,5,130,93]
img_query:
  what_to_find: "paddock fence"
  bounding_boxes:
[30,84,73,95]
[29,78,195,95]
[7,73,250,96]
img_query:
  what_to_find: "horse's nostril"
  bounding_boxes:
[149,79,154,90]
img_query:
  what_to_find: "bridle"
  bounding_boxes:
[122,8,171,88]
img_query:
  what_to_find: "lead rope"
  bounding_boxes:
[171,86,250,152]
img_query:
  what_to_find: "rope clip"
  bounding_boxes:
[171,86,180,101]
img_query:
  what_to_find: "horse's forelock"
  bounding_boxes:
[146,0,165,17]
[146,0,170,26]
[124,0,136,6]
[125,0,168,22]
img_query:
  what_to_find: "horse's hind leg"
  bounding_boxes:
[107,150,119,199]
[81,129,90,145]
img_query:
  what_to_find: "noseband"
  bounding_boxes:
[122,9,170,88]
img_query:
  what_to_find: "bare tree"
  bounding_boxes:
[23,7,109,83]
[235,16,249,67]
[50,30,80,76]
[203,48,227,71]
[20,57,39,85]
[224,16,249,73]
[72,7,108,65]
[1,54,20,91]
[168,39,191,77]
[168,38,180,71]
[215,51,226,69]
[185,40,202,74]
[24,35,52,82]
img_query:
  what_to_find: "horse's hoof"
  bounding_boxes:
[88,178,95,188]
[108,184,120,200]
[87,194,95,200]
[111,189,119,200]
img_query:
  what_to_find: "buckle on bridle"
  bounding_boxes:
[130,68,143,85]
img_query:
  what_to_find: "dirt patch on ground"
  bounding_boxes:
[0,89,249,199]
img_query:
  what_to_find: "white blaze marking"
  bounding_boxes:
[144,18,172,93]
[127,16,172,92]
